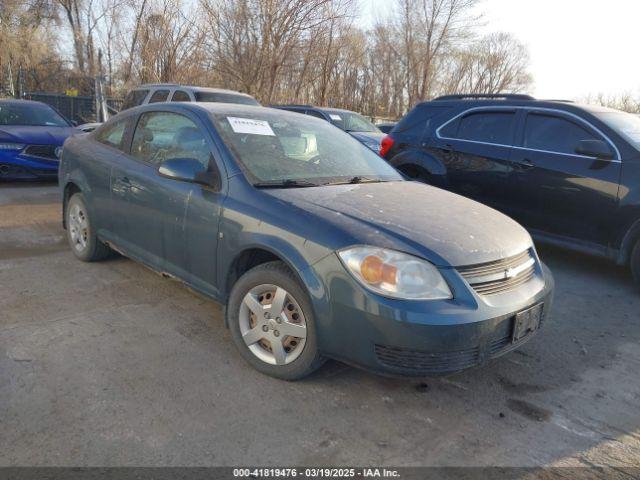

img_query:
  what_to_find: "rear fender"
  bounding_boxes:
[388,149,448,186]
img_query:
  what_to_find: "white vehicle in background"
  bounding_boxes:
[121,83,260,111]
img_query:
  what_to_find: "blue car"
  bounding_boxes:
[59,103,554,380]
[0,99,78,180]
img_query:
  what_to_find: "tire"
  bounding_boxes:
[631,240,640,287]
[227,261,325,380]
[65,193,110,262]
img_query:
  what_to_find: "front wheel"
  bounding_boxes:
[631,240,640,288]
[227,261,325,380]
[66,193,111,262]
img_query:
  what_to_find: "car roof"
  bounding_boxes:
[145,102,332,124]
[0,99,50,107]
[274,104,360,115]
[191,103,312,117]
[135,84,254,98]
[418,96,623,116]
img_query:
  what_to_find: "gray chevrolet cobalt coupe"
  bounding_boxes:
[59,103,554,380]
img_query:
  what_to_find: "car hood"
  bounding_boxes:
[349,131,385,145]
[0,125,79,145]
[265,181,533,267]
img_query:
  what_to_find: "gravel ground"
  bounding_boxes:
[1,182,639,468]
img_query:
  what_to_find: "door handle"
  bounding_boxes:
[520,159,535,170]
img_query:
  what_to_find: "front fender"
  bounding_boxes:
[217,200,334,297]
[59,167,92,229]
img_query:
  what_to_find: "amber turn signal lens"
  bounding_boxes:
[360,255,397,285]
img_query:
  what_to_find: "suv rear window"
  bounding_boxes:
[455,111,515,145]
[395,105,450,135]
[122,89,149,110]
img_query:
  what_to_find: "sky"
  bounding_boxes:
[359,0,640,100]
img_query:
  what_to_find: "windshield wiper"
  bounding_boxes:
[320,176,386,186]
[253,179,321,189]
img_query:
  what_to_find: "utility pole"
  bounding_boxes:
[94,49,109,122]
[17,64,25,98]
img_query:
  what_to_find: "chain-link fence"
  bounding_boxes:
[23,93,123,124]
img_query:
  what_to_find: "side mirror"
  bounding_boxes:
[158,158,220,189]
[575,139,614,160]
[71,120,78,127]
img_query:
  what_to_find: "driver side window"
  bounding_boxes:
[131,112,210,167]
[524,113,601,155]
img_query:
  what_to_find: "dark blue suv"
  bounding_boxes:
[381,94,640,286]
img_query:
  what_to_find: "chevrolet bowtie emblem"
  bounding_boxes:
[505,268,517,279]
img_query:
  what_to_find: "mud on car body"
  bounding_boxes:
[59,103,553,379]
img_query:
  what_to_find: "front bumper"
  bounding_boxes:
[309,253,554,376]
[0,151,59,180]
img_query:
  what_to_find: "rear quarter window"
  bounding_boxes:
[95,118,129,151]
[395,105,451,134]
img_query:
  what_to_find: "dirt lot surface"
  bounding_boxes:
[1,182,639,468]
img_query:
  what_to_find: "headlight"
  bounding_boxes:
[0,143,25,150]
[338,246,452,300]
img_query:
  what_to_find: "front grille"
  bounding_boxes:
[374,310,541,374]
[22,145,58,161]
[374,344,480,374]
[457,249,537,296]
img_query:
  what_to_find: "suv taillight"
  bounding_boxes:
[379,135,395,157]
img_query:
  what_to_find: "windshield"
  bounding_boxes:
[595,111,640,150]
[195,92,260,106]
[0,103,70,127]
[212,111,402,185]
[324,110,380,133]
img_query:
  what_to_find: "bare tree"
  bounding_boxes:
[441,32,532,95]
[3,0,535,117]
[584,93,640,113]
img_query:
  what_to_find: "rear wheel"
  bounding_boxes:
[227,261,325,380]
[631,240,640,287]
[66,193,110,262]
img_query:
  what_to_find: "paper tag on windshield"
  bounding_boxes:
[329,114,342,121]
[227,117,275,136]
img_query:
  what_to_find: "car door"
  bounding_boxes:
[89,116,134,235]
[110,110,224,293]
[433,108,519,215]
[510,109,622,247]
